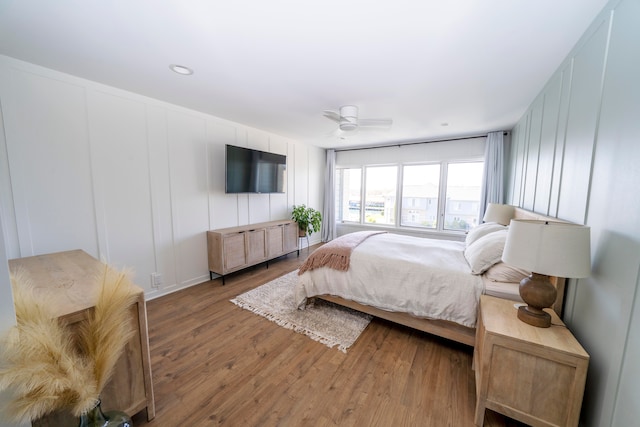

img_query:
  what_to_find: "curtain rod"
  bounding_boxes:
[334,131,509,152]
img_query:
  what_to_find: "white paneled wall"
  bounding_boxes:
[0,208,22,427]
[2,68,100,257]
[556,15,610,225]
[532,73,560,214]
[293,143,309,206]
[88,91,156,283]
[506,0,640,425]
[0,55,325,300]
[166,110,211,289]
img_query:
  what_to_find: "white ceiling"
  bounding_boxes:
[0,0,609,149]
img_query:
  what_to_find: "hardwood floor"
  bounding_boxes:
[132,246,526,426]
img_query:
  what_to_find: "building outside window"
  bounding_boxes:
[400,164,440,229]
[443,162,483,231]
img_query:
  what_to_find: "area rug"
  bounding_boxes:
[230,270,372,353]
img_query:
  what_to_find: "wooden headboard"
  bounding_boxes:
[511,206,567,316]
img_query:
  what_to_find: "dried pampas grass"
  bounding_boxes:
[79,267,138,397]
[0,266,138,423]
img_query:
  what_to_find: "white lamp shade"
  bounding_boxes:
[483,203,514,226]
[502,220,591,278]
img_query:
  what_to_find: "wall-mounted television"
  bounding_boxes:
[225,145,287,193]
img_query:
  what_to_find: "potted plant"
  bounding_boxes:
[0,267,137,425]
[291,204,322,237]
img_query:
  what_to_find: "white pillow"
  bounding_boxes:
[465,222,507,247]
[464,229,508,275]
[485,262,531,283]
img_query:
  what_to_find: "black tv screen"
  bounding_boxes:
[225,145,287,193]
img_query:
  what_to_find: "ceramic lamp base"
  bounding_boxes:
[517,304,551,328]
[518,272,557,328]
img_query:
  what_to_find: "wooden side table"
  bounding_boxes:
[8,250,155,426]
[474,295,589,427]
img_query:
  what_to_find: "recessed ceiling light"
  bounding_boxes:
[169,64,193,75]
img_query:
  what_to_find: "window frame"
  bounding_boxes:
[336,156,484,234]
[441,160,485,232]
[363,164,398,226]
[399,162,441,230]
[335,166,364,224]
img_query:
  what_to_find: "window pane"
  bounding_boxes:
[336,168,361,222]
[444,162,484,231]
[364,166,397,225]
[401,164,440,228]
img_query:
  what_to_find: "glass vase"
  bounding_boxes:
[78,399,133,427]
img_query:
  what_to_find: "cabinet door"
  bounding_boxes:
[31,304,148,427]
[266,225,284,257]
[223,233,246,271]
[246,229,266,264]
[283,222,299,253]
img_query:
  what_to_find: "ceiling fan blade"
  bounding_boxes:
[323,106,393,134]
[322,110,342,123]
[359,118,393,128]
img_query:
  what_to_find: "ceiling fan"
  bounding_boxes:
[323,105,393,132]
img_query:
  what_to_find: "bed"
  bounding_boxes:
[294,206,566,347]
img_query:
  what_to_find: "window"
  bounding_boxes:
[401,164,440,228]
[364,166,397,225]
[444,162,484,231]
[336,159,483,233]
[336,168,361,222]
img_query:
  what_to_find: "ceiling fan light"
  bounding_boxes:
[339,105,358,131]
[339,121,358,131]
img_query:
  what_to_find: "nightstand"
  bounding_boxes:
[9,250,155,426]
[473,295,589,427]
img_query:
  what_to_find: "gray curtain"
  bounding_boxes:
[321,149,336,242]
[480,131,505,215]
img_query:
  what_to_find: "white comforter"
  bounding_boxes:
[295,233,485,328]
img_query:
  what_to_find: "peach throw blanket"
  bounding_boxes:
[298,231,386,275]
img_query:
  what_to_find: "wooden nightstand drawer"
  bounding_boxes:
[474,295,589,427]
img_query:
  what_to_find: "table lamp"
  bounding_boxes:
[483,203,514,226]
[502,220,591,327]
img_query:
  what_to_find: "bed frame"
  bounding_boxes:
[315,207,567,347]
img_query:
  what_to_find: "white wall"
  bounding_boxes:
[0,108,26,427]
[0,56,325,303]
[506,0,639,425]
[335,137,486,166]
